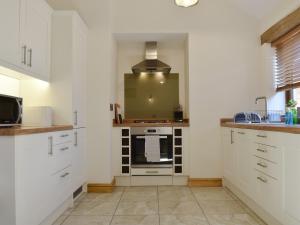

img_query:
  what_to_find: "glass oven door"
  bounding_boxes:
[131,134,173,166]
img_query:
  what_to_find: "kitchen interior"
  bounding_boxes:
[1,0,300,225]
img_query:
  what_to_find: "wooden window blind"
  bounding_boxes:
[272,25,300,92]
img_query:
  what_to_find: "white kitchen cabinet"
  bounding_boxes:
[283,134,300,225]
[51,11,87,128]
[0,0,21,69]
[20,0,52,81]
[72,128,87,192]
[0,0,52,81]
[0,130,73,225]
[235,129,254,198]
[222,128,237,185]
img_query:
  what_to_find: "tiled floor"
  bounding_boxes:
[53,186,267,225]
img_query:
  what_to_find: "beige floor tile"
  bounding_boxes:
[70,200,118,216]
[61,215,111,225]
[159,189,195,201]
[207,214,262,225]
[111,215,159,225]
[160,215,209,225]
[115,200,158,215]
[124,186,157,192]
[52,215,68,225]
[200,200,245,215]
[192,189,234,201]
[80,191,123,203]
[158,186,191,191]
[159,200,203,215]
[121,191,157,202]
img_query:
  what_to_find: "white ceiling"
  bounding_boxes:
[228,0,285,20]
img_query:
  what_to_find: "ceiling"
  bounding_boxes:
[228,0,285,20]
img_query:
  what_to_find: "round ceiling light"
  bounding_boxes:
[175,0,199,7]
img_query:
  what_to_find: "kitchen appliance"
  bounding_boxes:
[131,127,173,168]
[0,94,23,127]
[131,42,172,74]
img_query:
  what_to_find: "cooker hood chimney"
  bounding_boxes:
[132,42,171,74]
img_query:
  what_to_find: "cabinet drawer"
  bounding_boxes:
[50,142,72,175]
[254,143,281,163]
[131,168,173,176]
[51,166,72,210]
[53,131,72,145]
[254,170,283,221]
[254,156,280,179]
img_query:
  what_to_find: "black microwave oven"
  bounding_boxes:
[0,94,23,127]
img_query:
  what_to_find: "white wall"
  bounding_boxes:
[116,38,188,117]
[111,0,261,178]
[0,74,20,96]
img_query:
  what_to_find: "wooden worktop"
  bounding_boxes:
[0,125,73,136]
[113,119,190,127]
[220,119,300,134]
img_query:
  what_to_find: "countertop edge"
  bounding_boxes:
[0,125,74,136]
[220,119,300,134]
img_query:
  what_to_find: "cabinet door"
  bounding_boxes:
[222,128,237,185]
[72,17,87,128]
[236,130,254,197]
[0,0,21,68]
[284,136,300,225]
[72,128,86,192]
[21,0,52,81]
[15,133,53,225]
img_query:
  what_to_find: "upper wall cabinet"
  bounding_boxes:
[0,0,52,82]
[0,0,22,70]
[20,0,52,81]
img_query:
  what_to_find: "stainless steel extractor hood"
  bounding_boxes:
[132,42,171,74]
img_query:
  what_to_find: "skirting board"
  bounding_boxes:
[87,178,116,193]
[188,178,223,187]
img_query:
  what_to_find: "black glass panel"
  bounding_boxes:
[175,138,182,146]
[122,129,129,137]
[122,166,129,174]
[122,147,129,155]
[122,138,130,146]
[175,147,182,155]
[175,166,182,173]
[122,157,129,164]
[175,157,182,164]
[174,129,182,136]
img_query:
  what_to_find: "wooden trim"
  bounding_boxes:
[0,125,73,136]
[87,178,116,193]
[188,178,223,187]
[271,25,300,47]
[261,7,300,45]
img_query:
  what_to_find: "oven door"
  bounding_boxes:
[0,95,22,126]
[131,134,173,167]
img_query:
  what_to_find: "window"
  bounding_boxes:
[273,25,300,92]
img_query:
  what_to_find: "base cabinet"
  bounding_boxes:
[0,130,73,225]
[222,127,286,225]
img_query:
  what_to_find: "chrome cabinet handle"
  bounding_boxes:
[74,111,78,126]
[27,48,32,67]
[257,162,268,168]
[257,176,267,183]
[60,147,69,151]
[257,135,267,138]
[146,171,159,174]
[60,172,70,178]
[257,148,267,153]
[74,131,78,147]
[22,45,27,65]
[48,136,53,155]
[238,131,245,135]
[230,130,234,144]
[60,134,69,138]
